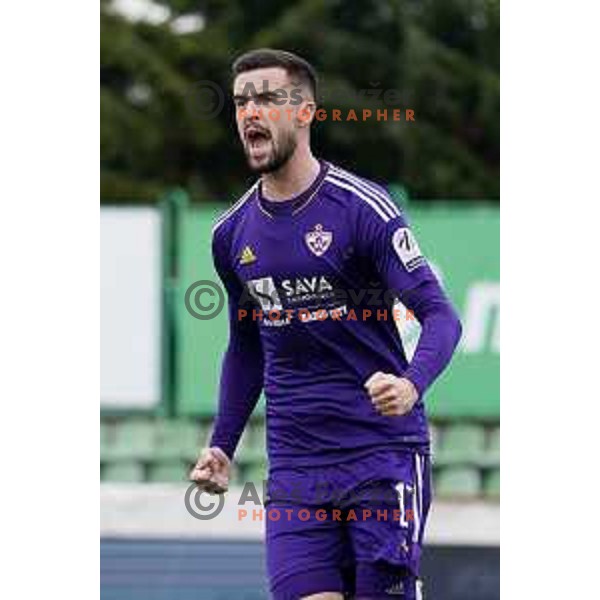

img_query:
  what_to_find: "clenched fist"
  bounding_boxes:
[189,446,231,494]
[365,371,419,416]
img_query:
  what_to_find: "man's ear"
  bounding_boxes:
[296,100,317,128]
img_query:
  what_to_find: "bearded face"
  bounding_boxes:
[242,123,297,174]
[233,67,309,174]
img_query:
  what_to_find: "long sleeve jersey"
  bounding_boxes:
[209,161,462,469]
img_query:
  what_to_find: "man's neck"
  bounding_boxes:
[261,147,320,201]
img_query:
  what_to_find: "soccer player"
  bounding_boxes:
[190,49,462,600]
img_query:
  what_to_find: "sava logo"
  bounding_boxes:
[245,275,334,311]
[281,275,333,298]
[245,277,283,311]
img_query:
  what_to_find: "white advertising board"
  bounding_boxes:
[101,207,162,409]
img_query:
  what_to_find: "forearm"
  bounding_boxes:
[401,280,462,398]
[209,338,264,459]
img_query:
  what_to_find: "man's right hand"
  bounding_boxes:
[189,447,231,494]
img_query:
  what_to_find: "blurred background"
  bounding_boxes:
[100,0,499,599]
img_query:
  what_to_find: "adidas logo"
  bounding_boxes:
[239,245,257,265]
[385,581,404,595]
[384,580,423,598]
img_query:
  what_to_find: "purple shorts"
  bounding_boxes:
[265,449,431,599]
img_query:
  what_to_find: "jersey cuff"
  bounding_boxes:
[402,366,428,399]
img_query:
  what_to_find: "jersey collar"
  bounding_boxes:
[257,160,330,218]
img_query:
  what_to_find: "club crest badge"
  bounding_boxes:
[305,224,333,257]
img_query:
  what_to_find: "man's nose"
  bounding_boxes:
[245,97,263,116]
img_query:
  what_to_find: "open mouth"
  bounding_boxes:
[245,126,272,149]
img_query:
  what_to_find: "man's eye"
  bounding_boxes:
[250,95,275,105]
[234,98,247,108]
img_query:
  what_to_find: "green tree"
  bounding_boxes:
[101,0,499,203]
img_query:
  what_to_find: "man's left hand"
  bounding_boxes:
[365,371,419,416]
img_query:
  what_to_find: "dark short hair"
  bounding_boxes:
[232,48,318,100]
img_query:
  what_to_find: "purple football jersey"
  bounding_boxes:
[210,161,461,469]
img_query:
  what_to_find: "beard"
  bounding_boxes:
[245,129,297,174]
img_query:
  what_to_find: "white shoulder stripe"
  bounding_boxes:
[325,175,390,222]
[330,165,401,217]
[212,182,259,234]
[330,165,401,218]
[329,165,401,218]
